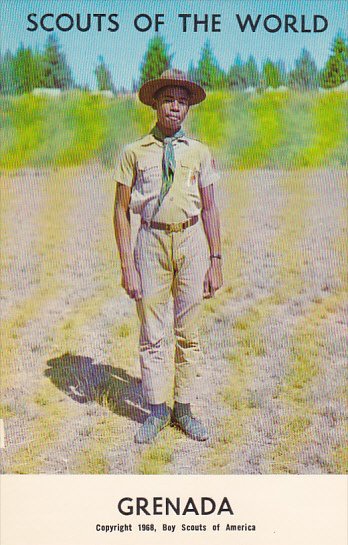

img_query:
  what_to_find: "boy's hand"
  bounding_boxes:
[203,259,223,298]
[121,263,142,301]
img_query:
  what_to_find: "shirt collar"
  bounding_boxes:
[177,135,190,145]
[140,133,190,147]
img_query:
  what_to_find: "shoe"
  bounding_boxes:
[134,413,170,444]
[172,413,209,441]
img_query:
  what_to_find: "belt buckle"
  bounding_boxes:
[167,222,183,233]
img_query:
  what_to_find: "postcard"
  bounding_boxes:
[0,1,347,543]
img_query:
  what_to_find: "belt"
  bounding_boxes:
[141,215,198,233]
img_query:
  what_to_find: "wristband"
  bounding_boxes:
[210,254,222,260]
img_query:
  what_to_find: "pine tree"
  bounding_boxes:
[276,60,287,86]
[0,50,17,94]
[12,44,45,93]
[244,55,260,87]
[196,41,226,89]
[132,79,138,93]
[321,34,348,88]
[288,49,318,89]
[227,56,246,89]
[187,60,198,83]
[42,34,74,89]
[95,56,114,92]
[139,35,172,86]
[262,59,282,88]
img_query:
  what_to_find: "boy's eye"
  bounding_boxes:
[162,98,187,106]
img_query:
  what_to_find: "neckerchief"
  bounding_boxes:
[151,125,185,208]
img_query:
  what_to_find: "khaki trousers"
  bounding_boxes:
[134,220,210,404]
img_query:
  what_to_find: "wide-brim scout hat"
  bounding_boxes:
[139,69,206,108]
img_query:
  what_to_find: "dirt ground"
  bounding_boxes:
[0,165,347,474]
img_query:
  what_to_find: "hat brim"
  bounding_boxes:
[139,78,206,107]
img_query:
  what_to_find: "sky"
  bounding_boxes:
[1,0,347,89]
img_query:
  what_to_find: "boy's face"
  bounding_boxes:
[154,86,190,133]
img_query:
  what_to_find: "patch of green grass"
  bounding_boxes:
[0,403,15,418]
[235,92,288,168]
[204,301,217,314]
[75,417,112,474]
[187,91,237,158]
[117,323,131,338]
[333,444,348,474]
[77,451,109,474]
[133,99,156,135]
[210,362,255,471]
[295,92,348,167]
[0,95,49,169]
[54,93,109,166]
[33,392,50,407]
[270,414,312,473]
[234,309,267,357]
[267,93,316,168]
[287,342,319,392]
[137,428,179,474]
[99,97,143,168]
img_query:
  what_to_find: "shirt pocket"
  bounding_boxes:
[179,159,199,187]
[136,160,161,195]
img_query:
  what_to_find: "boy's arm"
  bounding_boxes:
[113,183,142,300]
[200,183,223,298]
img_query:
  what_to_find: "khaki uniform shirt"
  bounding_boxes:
[115,133,219,223]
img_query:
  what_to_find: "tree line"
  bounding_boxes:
[1,33,347,95]
[141,35,348,91]
[0,35,74,94]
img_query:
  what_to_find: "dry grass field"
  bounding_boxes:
[0,92,347,474]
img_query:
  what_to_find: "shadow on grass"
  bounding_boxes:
[45,353,147,424]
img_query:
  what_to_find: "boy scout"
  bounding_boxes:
[114,69,223,443]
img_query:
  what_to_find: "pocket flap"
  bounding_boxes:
[180,159,198,171]
[137,158,160,171]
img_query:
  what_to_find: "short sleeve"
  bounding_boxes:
[114,146,135,187]
[199,146,220,188]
